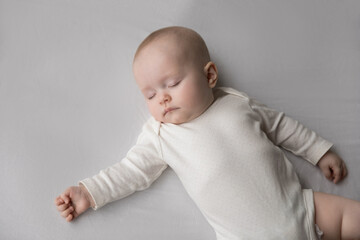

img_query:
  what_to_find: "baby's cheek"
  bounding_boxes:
[181,89,197,106]
[147,104,160,120]
[153,112,163,122]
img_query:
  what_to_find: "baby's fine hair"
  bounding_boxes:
[133,26,211,67]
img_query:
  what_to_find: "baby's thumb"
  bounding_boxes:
[321,166,332,181]
[61,188,72,204]
[331,165,342,184]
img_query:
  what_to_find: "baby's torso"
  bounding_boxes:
[158,88,308,239]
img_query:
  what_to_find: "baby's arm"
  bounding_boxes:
[54,184,94,222]
[247,95,347,183]
[55,118,167,221]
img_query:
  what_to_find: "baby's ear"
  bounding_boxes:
[204,61,218,88]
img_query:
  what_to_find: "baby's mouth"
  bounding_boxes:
[164,107,179,116]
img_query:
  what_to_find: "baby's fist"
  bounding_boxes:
[55,185,92,222]
[317,150,348,184]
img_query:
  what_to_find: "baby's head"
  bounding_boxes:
[133,26,218,124]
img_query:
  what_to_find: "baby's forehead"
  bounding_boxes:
[144,31,203,58]
[147,35,190,56]
[134,26,210,69]
[135,37,192,68]
[133,38,188,87]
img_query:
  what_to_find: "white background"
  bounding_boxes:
[1,0,359,239]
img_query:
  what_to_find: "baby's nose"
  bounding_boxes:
[160,93,171,104]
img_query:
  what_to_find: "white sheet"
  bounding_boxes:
[1,1,359,239]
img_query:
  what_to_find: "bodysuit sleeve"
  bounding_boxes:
[79,118,167,210]
[247,97,333,166]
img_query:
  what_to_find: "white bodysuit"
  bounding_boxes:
[80,87,333,240]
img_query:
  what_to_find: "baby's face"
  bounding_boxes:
[133,36,216,124]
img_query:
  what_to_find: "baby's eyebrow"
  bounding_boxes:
[140,86,160,93]
[141,86,152,92]
[141,77,178,92]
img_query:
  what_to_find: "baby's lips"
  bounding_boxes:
[164,107,179,116]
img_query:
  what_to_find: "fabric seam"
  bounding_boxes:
[303,189,314,240]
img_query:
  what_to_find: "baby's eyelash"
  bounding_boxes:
[148,94,155,100]
[146,80,181,100]
[168,80,181,87]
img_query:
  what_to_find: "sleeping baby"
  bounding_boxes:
[55,26,360,240]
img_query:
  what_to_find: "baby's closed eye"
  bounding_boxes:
[168,80,181,87]
[146,90,156,100]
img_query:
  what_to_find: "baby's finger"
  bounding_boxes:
[61,206,74,218]
[55,196,64,206]
[66,214,74,222]
[57,203,69,212]
[332,165,342,184]
[321,166,332,181]
[342,162,348,178]
[61,192,70,204]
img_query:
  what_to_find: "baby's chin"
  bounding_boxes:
[153,114,187,125]
[159,118,185,125]
[157,114,199,125]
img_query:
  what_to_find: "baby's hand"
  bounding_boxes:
[54,185,92,222]
[317,150,348,184]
